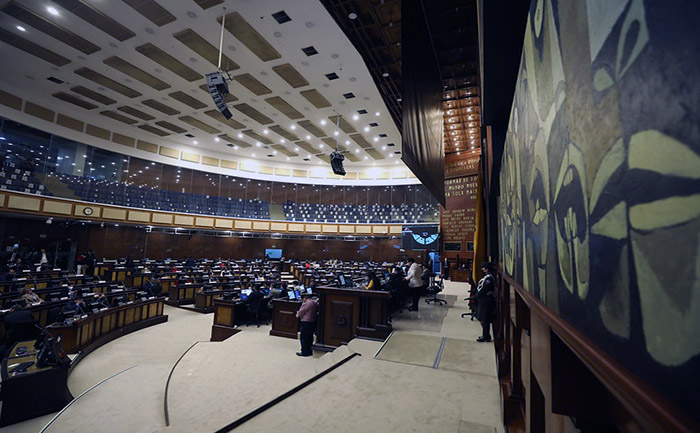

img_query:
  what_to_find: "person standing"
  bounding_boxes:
[475,262,497,342]
[405,257,423,311]
[295,293,318,357]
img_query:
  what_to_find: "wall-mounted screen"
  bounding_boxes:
[265,248,282,259]
[402,225,439,251]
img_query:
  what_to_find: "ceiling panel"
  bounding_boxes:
[220,12,282,62]
[365,148,386,160]
[204,110,245,129]
[0,28,70,66]
[1,2,100,54]
[295,140,320,155]
[270,144,298,157]
[265,97,304,119]
[141,99,180,115]
[52,0,135,41]
[242,130,273,145]
[122,0,176,27]
[299,89,331,108]
[193,0,224,10]
[269,125,299,141]
[173,29,239,69]
[218,134,252,148]
[349,133,372,149]
[272,63,309,88]
[178,116,221,134]
[74,67,142,98]
[232,104,273,125]
[103,56,170,91]
[168,91,207,109]
[328,115,356,134]
[52,92,98,110]
[297,120,326,138]
[234,73,272,95]
[135,43,201,82]
[100,110,138,125]
[155,120,187,133]
[138,124,170,136]
[71,86,116,105]
[117,106,155,121]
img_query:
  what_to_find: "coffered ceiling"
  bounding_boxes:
[0,0,404,169]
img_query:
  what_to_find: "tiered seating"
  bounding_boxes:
[59,175,269,219]
[282,201,438,223]
[0,163,51,196]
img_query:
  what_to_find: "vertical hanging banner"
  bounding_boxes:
[440,154,480,261]
[401,0,445,206]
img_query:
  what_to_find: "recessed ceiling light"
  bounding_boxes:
[364,156,368,160]
[375,112,380,116]
[305,135,311,140]
[237,133,244,138]
[263,129,269,134]
[290,125,297,130]
[286,157,290,161]
[348,12,357,20]
[381,145,386,150]
[354,149,360,153]
[319,144,325,148]
[252,153,256,157]
[16,25,26,32]
[352,114,359,121]
[193,140,198,145]
[214,137,220,142]
[373,137,379,142]
[364,127,370,132]
[280,138,285,143]
[382,72,389,78]
[47,6,59,16]
[333,131,339,136]
[294,147,299,151]
[345,140,350,145]
[234,145,239,150]
[307,154,311,158]
[273,150,278,155]
[320,120,327,125]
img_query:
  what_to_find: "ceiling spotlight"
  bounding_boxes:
[352,114,359,120]
[305,135,311,140]
[364,127,370,132]
[294,147,299,151]
[348,12,358,20]
[354,149,360,153]
[280,138,285,143]
[364,156,368,160]
[307,154,311,159]
[237,133,244,138]
[375,112,380,116]
[233,145,239,150]
[333,131,339,136]
[373,137,379,142]
[320,120,327,126]
[255,142,262,147]
[47,6,59,16]
[193,140,198,145]
[286,157,290,161]
[16,25,26,32]
[214,137,220,142]
[263,129,269,134]
[290,125,297,130]
[389,154,394,158]
[345,140,350,145]
[273,150,278,155]
[382,72,389,78]
[252,153,256,157]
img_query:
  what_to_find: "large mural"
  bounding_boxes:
[499,0,700,419]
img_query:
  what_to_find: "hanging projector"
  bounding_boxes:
[206,71,232,119]
[330,151,346,176]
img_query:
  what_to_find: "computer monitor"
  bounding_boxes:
[382,270,390,279]
[287,291,296,300]
[240,293,248,301]
[338,274,346,287]
[242,288,252,296]
[306,287,313,295]
[294,290,301,299]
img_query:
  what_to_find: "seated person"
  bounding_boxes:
[363,271,383,291]
[111,293,130,306]
[245,287,265,312]
[1,303,38,356]
[64,294,88,316]
[144,277,162,297]
[1,267,16,283]
[20,287,44,305]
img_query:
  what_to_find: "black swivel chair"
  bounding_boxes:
[246,296,271,327]
[424,275,447,305]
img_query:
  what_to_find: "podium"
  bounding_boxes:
[312,286,392,351]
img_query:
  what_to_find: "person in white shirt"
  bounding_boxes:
[405,257,423,311]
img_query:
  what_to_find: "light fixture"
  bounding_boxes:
[354,149,360,153]
[255,142,262,147]
[273,150,278,155]
[375,112,380,116]
[320,120,327,126]
[364,127,370,132]
[319,143,325,148]
[352,114,359,120]
[263,129,269,134]
[47,6,59,16]
[233,145,239,150]
[381,145,386,150]
[252,153,256,157]
[286,157,290,161]
[237,133,244,138]
[280,138,285,143]
[16,25,26,32]
[333,131,339,136]
[364,156,368,160]
[305,135,311,140]
[193,140,198,144]
[215,137,220,142]
[294,147,299,151]
[373,137,379,142]
[290,125,297,130]
[345,140,350,145]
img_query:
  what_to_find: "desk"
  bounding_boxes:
[313,286,391,351]
[451,269,471,282]
[166,283,202,306]
[269,298,302,339]
[47,298,166,354]
[0,340,72,426]
[194,290,238,313]
[210,299,242,341]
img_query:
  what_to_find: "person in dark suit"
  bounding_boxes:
[475,262,497,342]
[144,277,162,297]
[64,294,88,316]
[1,304,39,357]
[1,267,16,283]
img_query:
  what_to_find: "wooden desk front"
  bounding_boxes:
[313,286,391,351]
[47,298,166,354]
[270,298,302,339]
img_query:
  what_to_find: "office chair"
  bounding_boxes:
[246,296,271,327]
[424,275,447,305]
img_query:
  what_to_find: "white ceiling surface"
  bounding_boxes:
[0,0,411,183]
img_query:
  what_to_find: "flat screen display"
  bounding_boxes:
[264,249,283,259]
[294,289,301,299]
[287,291,296,300]
[402,225,439,251]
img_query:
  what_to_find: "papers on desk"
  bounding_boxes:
[99,280,106,283]
[100,308,108,312]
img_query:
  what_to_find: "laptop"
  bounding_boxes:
[287,291,296,300]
